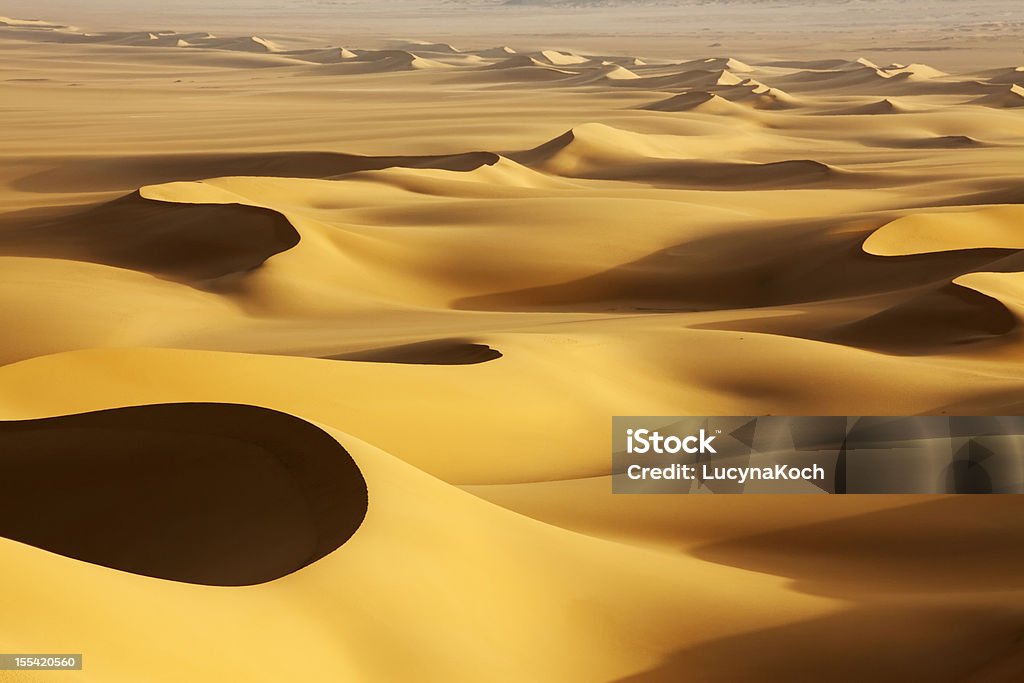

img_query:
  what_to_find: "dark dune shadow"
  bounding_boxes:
[897,134,985,149]
[456,220,1019,314]
[0,191,299,283]
[925,185,1024,208]
[611,497,1024,682]
[691,497,1024,596]
[702,280,1019,355]
[573,158,861,189]
[614,602,1024,683]
[862,134,985,149]
[13,150,500,194]
[0,403,368,586]
[327,339,502,365]
[814,281,1017,353]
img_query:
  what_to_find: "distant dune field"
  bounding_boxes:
[1,5,1023,682]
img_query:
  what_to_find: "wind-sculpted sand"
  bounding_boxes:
[1,11,1024,682]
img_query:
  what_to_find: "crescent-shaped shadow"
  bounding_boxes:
[0,403,368,586]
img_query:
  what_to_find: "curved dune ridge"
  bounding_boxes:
[883,62,946,80]
[0,190,300,283]
[0,403,368,586]
[473,55,579,82]
[972,83,1024,108]
[12,149,500,194]
[326,49,451,73]
[642,80,798,112]
[770,59,945,92]
[864,205,1024,256]
[830,97,910,115]
[985,65,1024,85]
[511,123,702,173]
[801,208,1024,351]
[892,134,983,149]
[327,339,502,365]
[642,91,734,112]
[484,54,550,71]
[578,64,640,83]
[458,210,1020,318]
[510,124,843,186]
[593,158,842,188]
[817,282,1018,353]
[286,46,360,64]
[721,79,799,109]
[956,272,1024,321]
[538,49,589,66]
[679,56,755,73]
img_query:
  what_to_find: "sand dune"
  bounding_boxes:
[815,283,1018,353]
[0,20,288,55]
[0,403,367,586]
[460,211,1016,316]
[624,68,746,90]
[828,97,911,115]
[586,64,640,81]
[0,190,299,284]
[468,56,579,83]
[678,56,755,73]
[892,134,983,149]
[317,49,452,73]
[722,78,799,109]
[11,150,500,194]
[642,91,742,113]
[957,272,1024,320]
[199,35,283,53]
[476,45,517,58]
[573,157,842,187]
[864,205,1024,255]
[985,65,1024,85]
[512,123,702,174]
[328,339,502,365]
[395,40,462,54]
[972,83,1024,108]
[764,58,872,70]
[484,54,555,71]
[284,47,360,64]
[883,62,946,80]
[616,495,1024,681]
[642,81,796,112]
[775,62,900,89]
[0,256,239,365]
[512,125,842,186]
[537,49,590,66]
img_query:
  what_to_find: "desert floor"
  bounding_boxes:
[1,4,1024,681]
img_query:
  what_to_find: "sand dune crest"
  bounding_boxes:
[972,83,1024,108]
[864,206,1024,256]
[0,191,300,283]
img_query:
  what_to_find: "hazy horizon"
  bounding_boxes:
[4,0,1021,68]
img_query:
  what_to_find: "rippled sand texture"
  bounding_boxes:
[2,8,1024,682]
